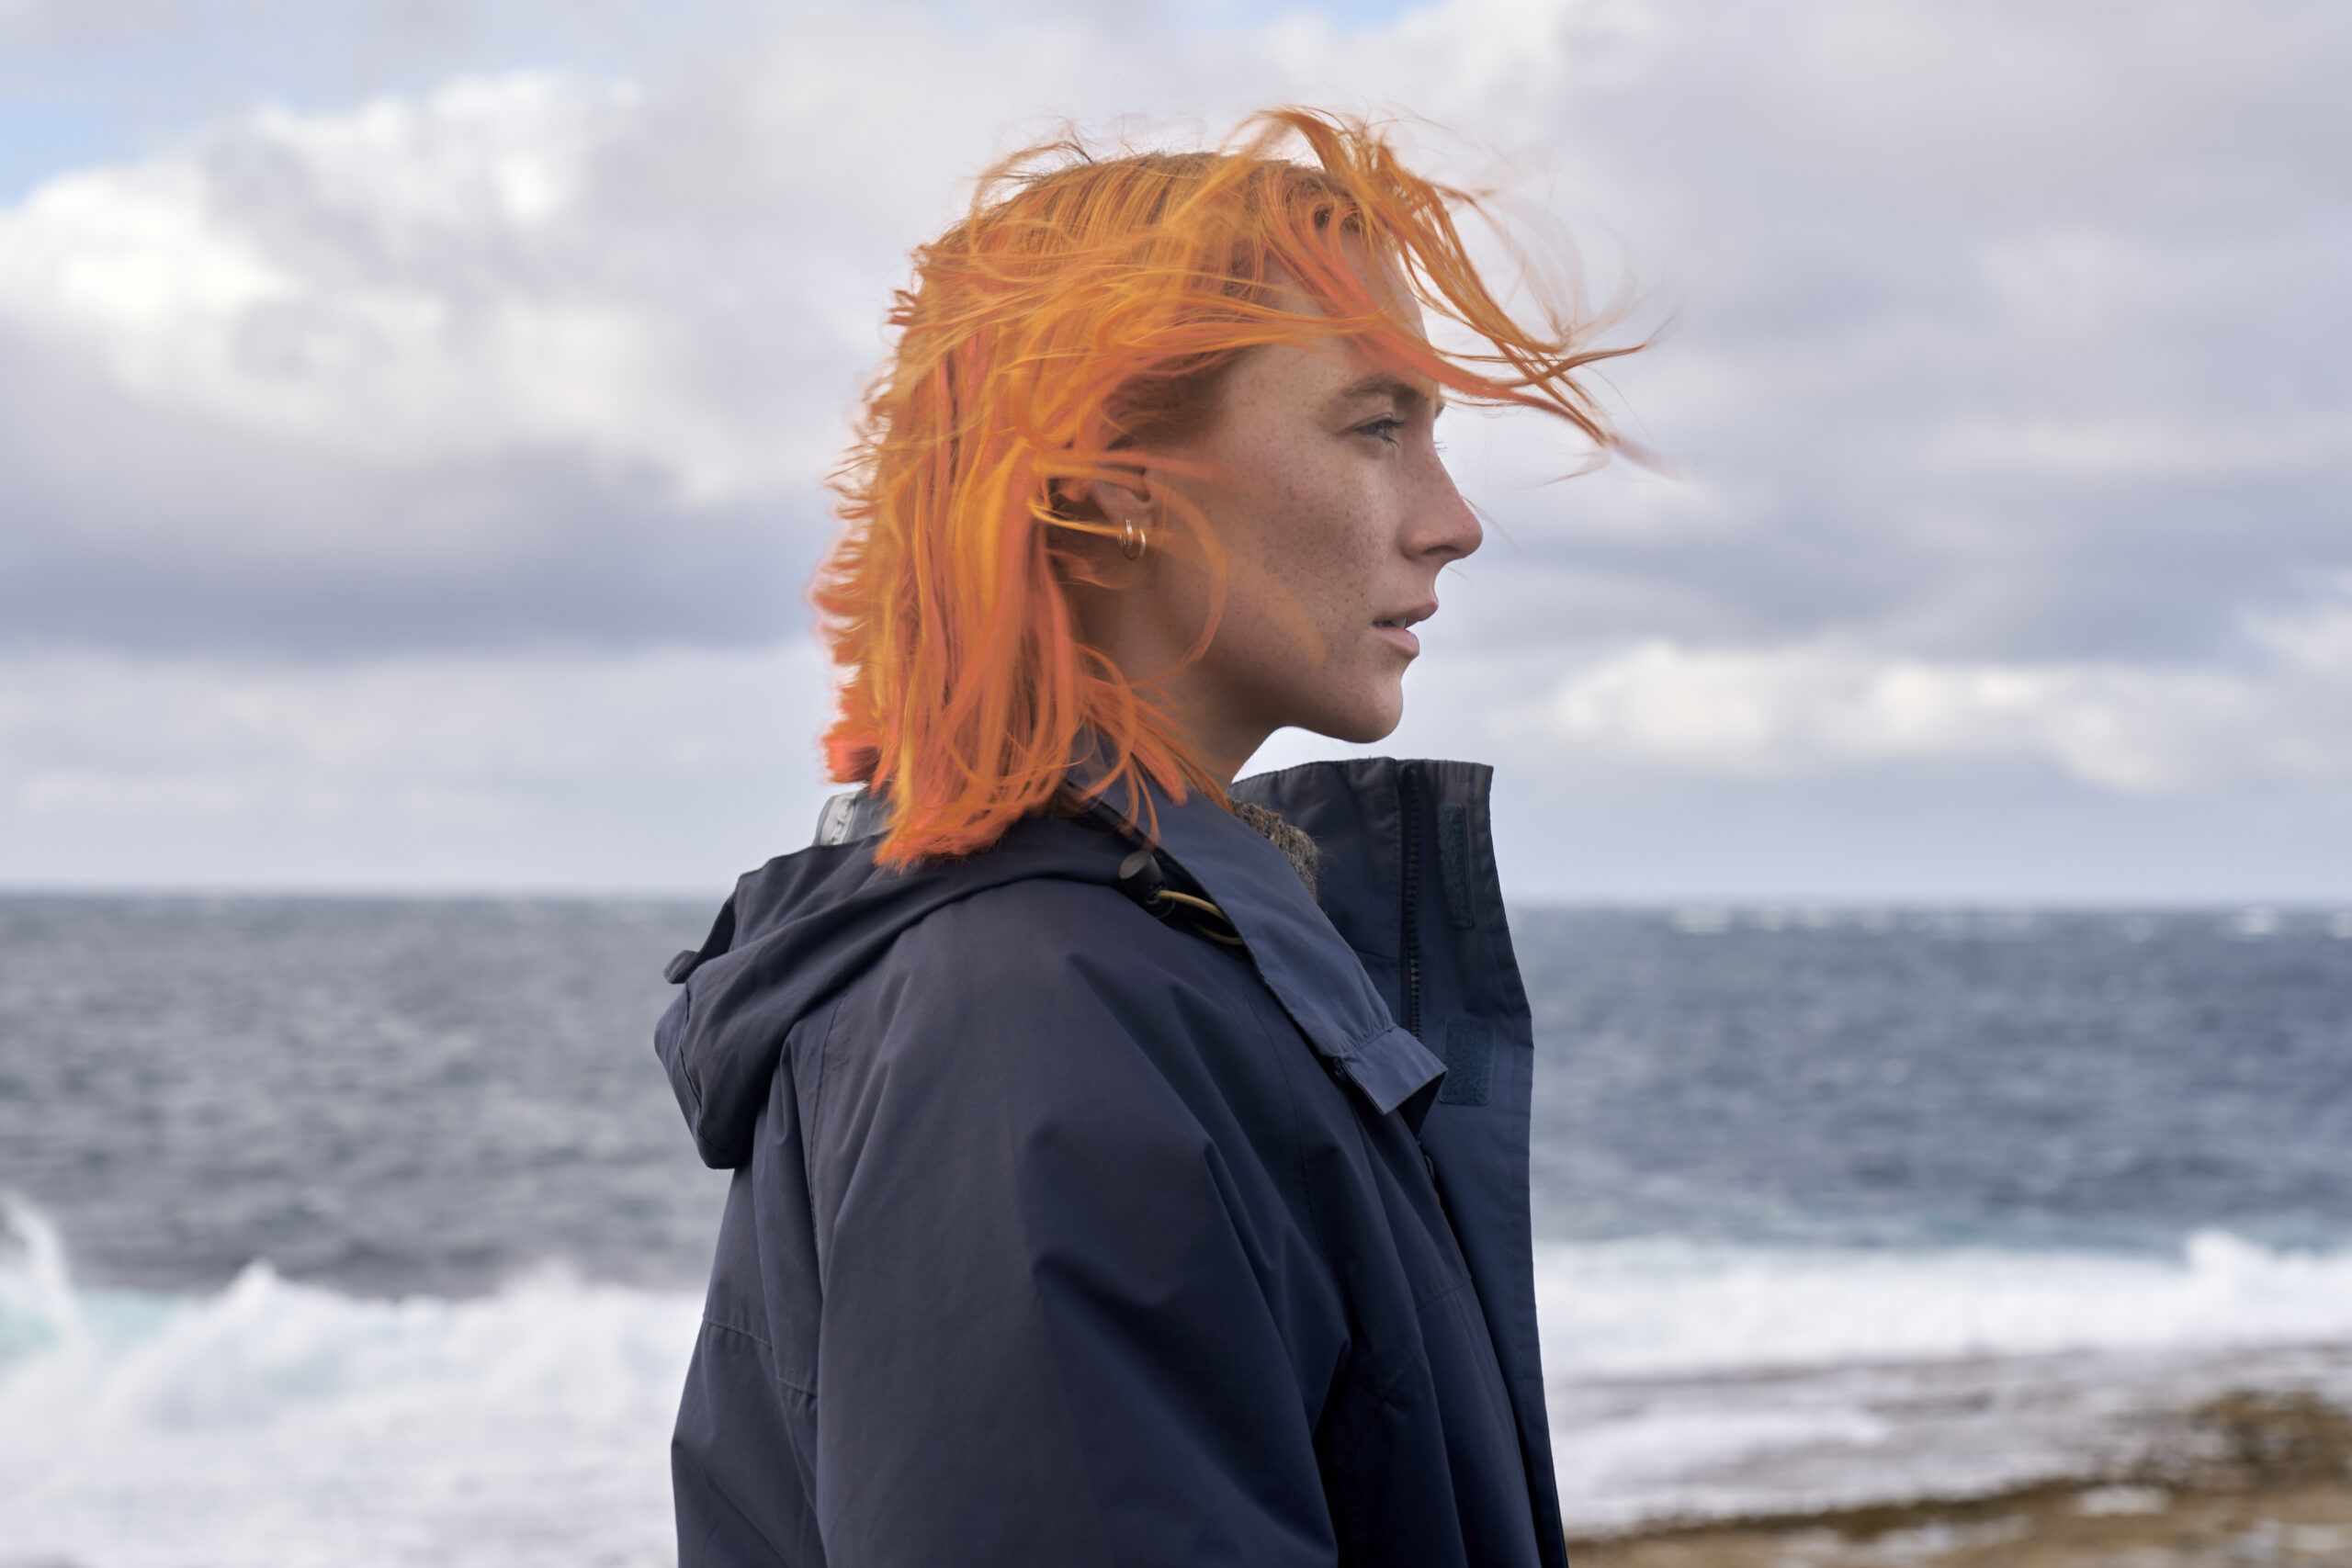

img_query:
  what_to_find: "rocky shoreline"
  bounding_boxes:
[1566,1390,2352,1567]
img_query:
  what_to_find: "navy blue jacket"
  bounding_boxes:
[655,759,1564,1566]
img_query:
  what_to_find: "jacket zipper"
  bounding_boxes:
[1400,773,1460,1232]
[1398,768,1422,1040]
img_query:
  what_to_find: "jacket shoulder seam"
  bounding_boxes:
[700,1310,775,1356]
[700,1313,817,1400]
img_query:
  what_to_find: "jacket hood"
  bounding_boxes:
[654,772,1448,1172]
[653,810,1121,1169]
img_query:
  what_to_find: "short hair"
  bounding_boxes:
[815,107,1632,865]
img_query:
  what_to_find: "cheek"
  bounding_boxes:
[1246,464,1384,624]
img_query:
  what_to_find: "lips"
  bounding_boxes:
[1373,602,1436,655]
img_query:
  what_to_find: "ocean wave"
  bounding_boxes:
[1,1198,699,1568]
[1535,1231,2352,1376]
[8,1201,2352,1561]
[1535,1233,2352,1530]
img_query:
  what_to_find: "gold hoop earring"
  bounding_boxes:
[1120,517,1148,562]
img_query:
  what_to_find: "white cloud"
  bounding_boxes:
[1,0,2346,892]
[6,0,2344,657]
[0,73,805,505]
[0,642,840,888]
[1530,582,2352,792]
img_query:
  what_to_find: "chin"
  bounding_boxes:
[1301,686,1404,747]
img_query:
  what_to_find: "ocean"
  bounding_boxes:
[4,895,2350,1563]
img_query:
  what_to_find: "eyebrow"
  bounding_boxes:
[1329,372,1443,418]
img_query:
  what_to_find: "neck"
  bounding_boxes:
[1148,675,1274,790]
[1066,585,1271,787]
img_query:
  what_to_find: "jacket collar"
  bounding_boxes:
[1228,757,1567,1565]
[1081,763,1450,1122]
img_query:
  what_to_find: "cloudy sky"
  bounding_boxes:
[1,0,2346,900]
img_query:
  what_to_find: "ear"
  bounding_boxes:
[1084,473,1154,528]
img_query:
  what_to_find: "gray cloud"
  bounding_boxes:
[1442,0,2352,668]
[3,0,2350,898]
[6,0,2338,668]
[0,68,866,655]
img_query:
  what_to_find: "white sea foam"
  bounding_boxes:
[6,1203,2352,1561]
[1535,1230,2352,1377]
[0,1199,701,1568]
[1536,1233,2352,1530]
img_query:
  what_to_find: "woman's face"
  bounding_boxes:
[1080,317,1483,778]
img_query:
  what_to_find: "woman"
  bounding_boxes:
[655,108,1627,1566]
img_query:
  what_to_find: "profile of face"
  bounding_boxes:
[1072,295,1483,779]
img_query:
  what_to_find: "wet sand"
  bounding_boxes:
[1566,1391,2352,1568]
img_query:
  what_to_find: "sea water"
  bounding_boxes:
[3,897,2349,1562]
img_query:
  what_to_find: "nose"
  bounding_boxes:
[1409,447,1482,567]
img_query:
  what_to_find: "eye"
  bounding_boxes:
[1354,416,1405,446]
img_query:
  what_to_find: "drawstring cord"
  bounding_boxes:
[1114,846,1245,946]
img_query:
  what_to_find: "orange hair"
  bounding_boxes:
[815,107,1634,865]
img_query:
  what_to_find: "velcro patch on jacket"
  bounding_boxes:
[1435,801,1476,931]
[1436,1016,1494,1106]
